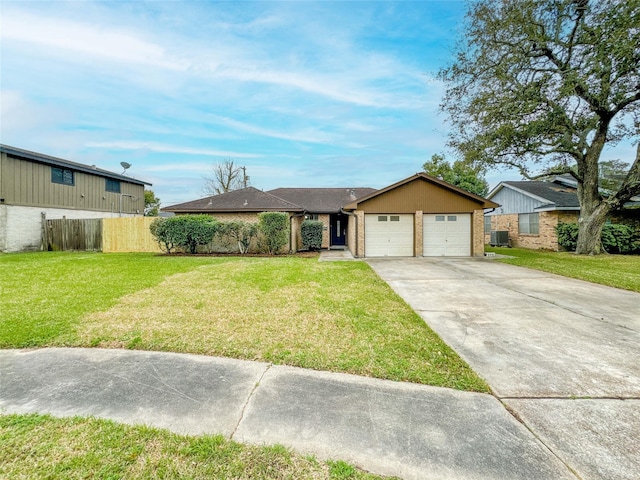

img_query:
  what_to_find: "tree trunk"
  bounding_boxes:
[575,203,610,254]
[575,125,609,255]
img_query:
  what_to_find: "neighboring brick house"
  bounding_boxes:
[0,144,151,252]
[164,173,498,257]
[485,175,640,251]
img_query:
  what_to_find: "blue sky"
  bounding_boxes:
[1,1,634,207]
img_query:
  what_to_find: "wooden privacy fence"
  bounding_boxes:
[43,216,162,252]
[44,218,103,251]
[102,217,162,253]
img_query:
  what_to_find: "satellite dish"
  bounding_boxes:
[120,162,132,174]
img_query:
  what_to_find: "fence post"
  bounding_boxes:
[40,212,47,251]
[62,216,67,251]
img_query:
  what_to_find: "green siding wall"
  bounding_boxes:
[0,153,145,214]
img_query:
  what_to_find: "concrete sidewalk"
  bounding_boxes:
[0,348,575,480]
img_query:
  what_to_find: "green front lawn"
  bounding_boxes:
[0,414,393,479]
[0,252,487,392]
[486,247,640,292]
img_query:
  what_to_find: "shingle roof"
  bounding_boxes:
[267,188,377,213]
[502,181,580,209]
[163,187,303,213]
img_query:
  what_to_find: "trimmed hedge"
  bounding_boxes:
[556,222,640,254]
[301,220,323,250]
[258,212,289,254]
[150,215,219,254]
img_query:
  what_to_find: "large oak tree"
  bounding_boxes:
[440,0,640,254]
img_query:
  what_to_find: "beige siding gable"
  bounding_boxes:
[357,177,484,214]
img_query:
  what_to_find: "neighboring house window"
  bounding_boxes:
[484,215,492,234]
[305,213,319,220]
[51,167,74,186]
[106,178,121,193]
[519,213,539,235]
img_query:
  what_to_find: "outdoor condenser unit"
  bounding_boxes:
[490,231,511,247]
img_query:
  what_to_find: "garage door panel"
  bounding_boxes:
[423,214,471,256]
[365,214,414,257]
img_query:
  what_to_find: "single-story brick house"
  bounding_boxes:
[163,172,498,257]
[485,175,640,250]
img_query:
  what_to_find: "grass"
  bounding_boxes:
[0,252,487,392]
[486,246,640,292]
[0,414,394,479]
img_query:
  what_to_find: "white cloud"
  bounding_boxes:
[85,141,263,158]
[1,11,186,71]
[207,115,337,144]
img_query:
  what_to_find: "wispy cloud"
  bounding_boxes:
[1,1,475,202]
[1,11,187,71]
[207,115,338,144]
[86,141,263,158]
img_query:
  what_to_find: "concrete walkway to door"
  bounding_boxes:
[367,257,640,480]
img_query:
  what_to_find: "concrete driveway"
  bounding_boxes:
[367,257,640,480]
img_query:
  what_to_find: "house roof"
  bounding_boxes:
[0,144,151,186]
[267,188,376,213]
[163,187,304,213]
[497,180,581,210]
[343,172,499,210]
[489,174,640,211]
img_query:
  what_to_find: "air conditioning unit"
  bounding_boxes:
[490,230,511,247]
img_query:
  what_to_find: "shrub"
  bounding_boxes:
[150,215,218,254]
[216,221,259,254]
[601,223,637,254]
[555,222,579,251]
[150,218,175,253]
[556,221,640,254]
[258,212,289,254]
[301,220,323,250]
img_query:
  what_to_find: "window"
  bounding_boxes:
[106,178,121,193]
[378,216,388,221]
[435,215,445,221]
[305,213,319,221]
[519,213,539,235]
[390,215,400,222]
[448,215,457,222]
[484,215,492,234]
[51,167,74,186]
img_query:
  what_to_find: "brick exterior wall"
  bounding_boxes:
[209,212,260,223]
[319,214,330,249]
[414,211,424,256]
[484,211,580,251]
[472,210,485,256]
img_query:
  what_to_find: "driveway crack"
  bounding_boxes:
[500,399,584,480]
[230,363,272,440]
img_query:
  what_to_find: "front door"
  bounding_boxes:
[330,213,347,246]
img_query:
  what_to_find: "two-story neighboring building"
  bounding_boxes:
[0,144,151,252]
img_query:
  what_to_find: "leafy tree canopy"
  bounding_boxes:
[440,0,640,254]
[144,189,160,216]
[423,154,489,196]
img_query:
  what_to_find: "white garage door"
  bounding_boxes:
[365,214,414,257]
[423,214,471,256]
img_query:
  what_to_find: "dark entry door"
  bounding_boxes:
[330,214,347,246]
